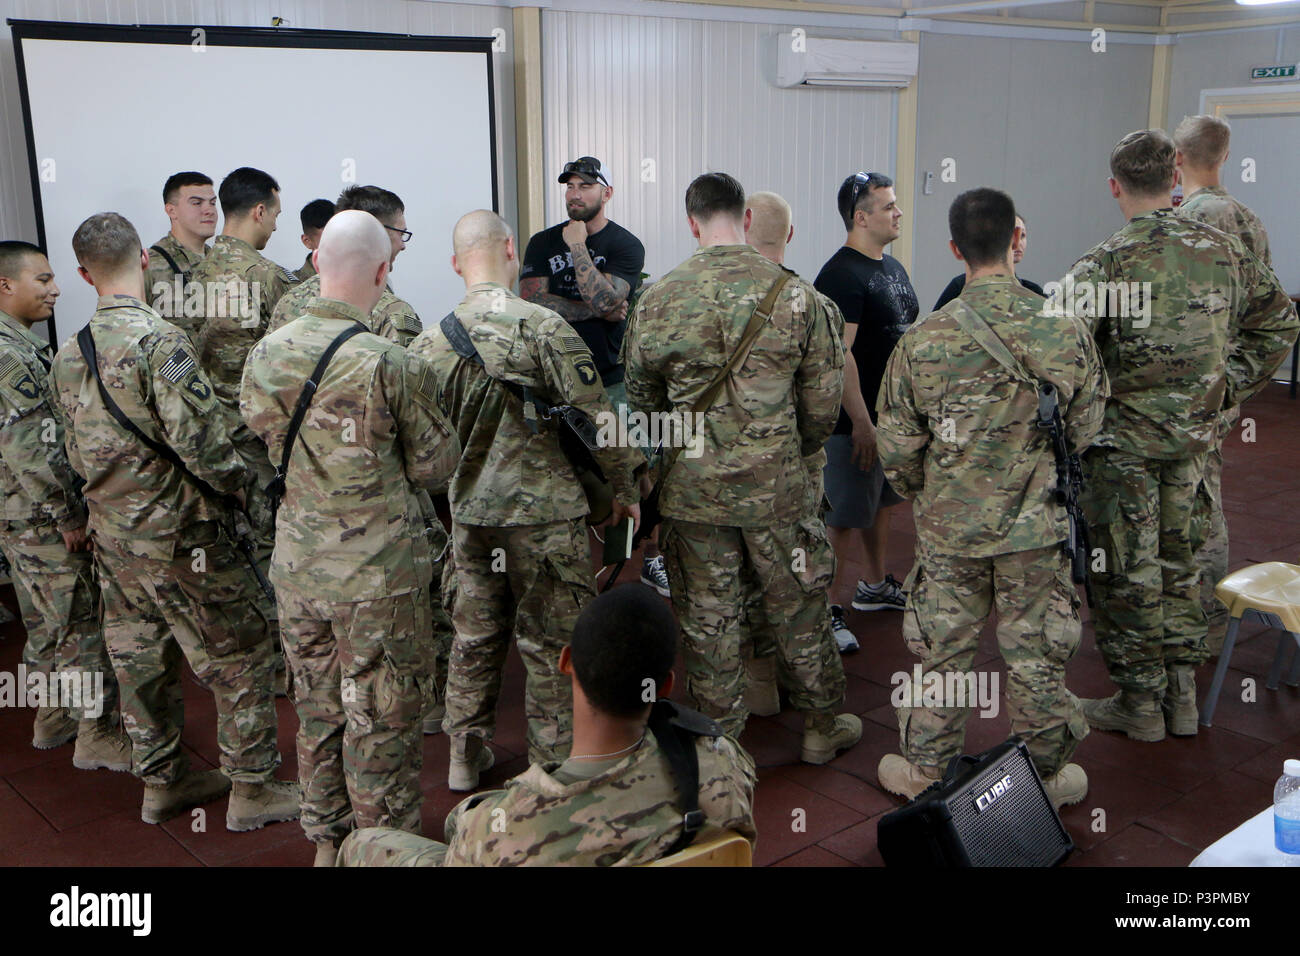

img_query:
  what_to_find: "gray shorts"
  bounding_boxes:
[822,433,904,529]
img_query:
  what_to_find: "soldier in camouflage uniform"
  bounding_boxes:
[409,210,643,790]
[295,198,333,284]
[623,173,859,762]
[268,186,454,737]
[52,212,297,830]
[337,584,757,866]
[1173,115,1277,657]
[1062,130,1298,740]
[241,210,460,866]
[0,241,128,768]
[874,189,1108,808]
[144,172,216,325]
[739,191,845,718]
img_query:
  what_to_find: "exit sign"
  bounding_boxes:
[1251,64,1297,81]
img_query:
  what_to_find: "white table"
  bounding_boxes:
[1190,807,1295,867]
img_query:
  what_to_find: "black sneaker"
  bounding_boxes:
[830,605,859,653]
[851,574,907,611]
[640,555,671,598]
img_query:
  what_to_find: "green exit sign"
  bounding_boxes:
[1251,64,1297,80]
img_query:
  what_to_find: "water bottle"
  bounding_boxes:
[1276,759,1300,867]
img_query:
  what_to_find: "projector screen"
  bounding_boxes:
[10,20,498,343]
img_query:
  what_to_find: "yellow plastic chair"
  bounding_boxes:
[645,830,753,867]
[1202,562,1300,726]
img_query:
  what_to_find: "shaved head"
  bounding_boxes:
[316,209,391,312]
[453,210,512,258]
[745,191,792,250]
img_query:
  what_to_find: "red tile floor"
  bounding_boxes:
[0,383,1297,867]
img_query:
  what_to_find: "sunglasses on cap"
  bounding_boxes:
[560,157,609,187]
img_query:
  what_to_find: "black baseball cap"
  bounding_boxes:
[559,156,611,187]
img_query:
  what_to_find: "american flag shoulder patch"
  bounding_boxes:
[159,346,196,384]
[0,354,21,381]
[560,333,587,355]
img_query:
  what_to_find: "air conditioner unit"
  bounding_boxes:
[775,35,919,89]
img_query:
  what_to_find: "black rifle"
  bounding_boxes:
[1036,383,1093,605]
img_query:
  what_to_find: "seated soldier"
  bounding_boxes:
[337,583,757,866]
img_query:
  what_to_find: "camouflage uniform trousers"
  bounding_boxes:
[426,520,454,716]
[659,517,846,739]
[93,521,281,786]
[445,518,592,766]
[277,582,431,845]
[1190,441,1229,656]
[337,793,478,866]
[231,426,281,653]
[895,543,1088,778]
[0,522,119,721]
[1083,446,1208,695]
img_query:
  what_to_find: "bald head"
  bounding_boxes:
[451,210,518,288]
[316,209,391,313]
[745,191,793,264]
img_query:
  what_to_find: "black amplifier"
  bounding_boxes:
[877,738,1073,867]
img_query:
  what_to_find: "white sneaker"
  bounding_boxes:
[852,574,907,611]
[640,555,671,598]
[830,605,859,653]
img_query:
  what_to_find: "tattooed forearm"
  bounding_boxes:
[519,277,600,323]
[569,243,631,317]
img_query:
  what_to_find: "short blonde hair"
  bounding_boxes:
[1173,114,1230,168]
[745,191,792,248]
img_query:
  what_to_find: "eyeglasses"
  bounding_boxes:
[384,224,413,243]
[847,171,876,219]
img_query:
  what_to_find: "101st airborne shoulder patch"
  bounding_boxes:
[0,354,41,402]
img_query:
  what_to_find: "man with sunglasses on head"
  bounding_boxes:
[813,172,917,653]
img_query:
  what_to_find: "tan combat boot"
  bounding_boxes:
[314,841,339,867]
[1162,665,1198,736]
[32,706,78,750]
[226,779,302,832]
[448,736,495,792]
[1041,763,1088,810]
[141,768,231,824]
[72,718,132,772]
[423,701,446,735]
[1081,690,1166,742]
[800,712,863,765]
[877,754,941,800]
[743,654,780,718]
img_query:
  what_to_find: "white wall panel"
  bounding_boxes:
[541,9,897,283]
[0,0,515,254]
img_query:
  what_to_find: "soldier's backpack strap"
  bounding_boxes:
[264,322,368,523]
[76,325,230,507]
[149,244,186,283]
[440,310,548,435]
[647,699,725,858]
[949,299,1037,387]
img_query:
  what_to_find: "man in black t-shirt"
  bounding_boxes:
[519,157,664,593]
[932,214,1043,309]
[813,173,917,649]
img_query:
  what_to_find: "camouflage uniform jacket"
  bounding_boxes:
[0,309,86,531]
[623,245,844,529]
[144,233,208,325]
[1177,187,1272,267]
[239,297,459,600]
[51,294,245,545]
[297,251,317,282]
[1063,209,1297,460]
[877,275,1108,558]
[187,234,297,410]
[409,281,642,527]
[1176,187,1274,440]
[269,273,422,347]
[443,727,757,866]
